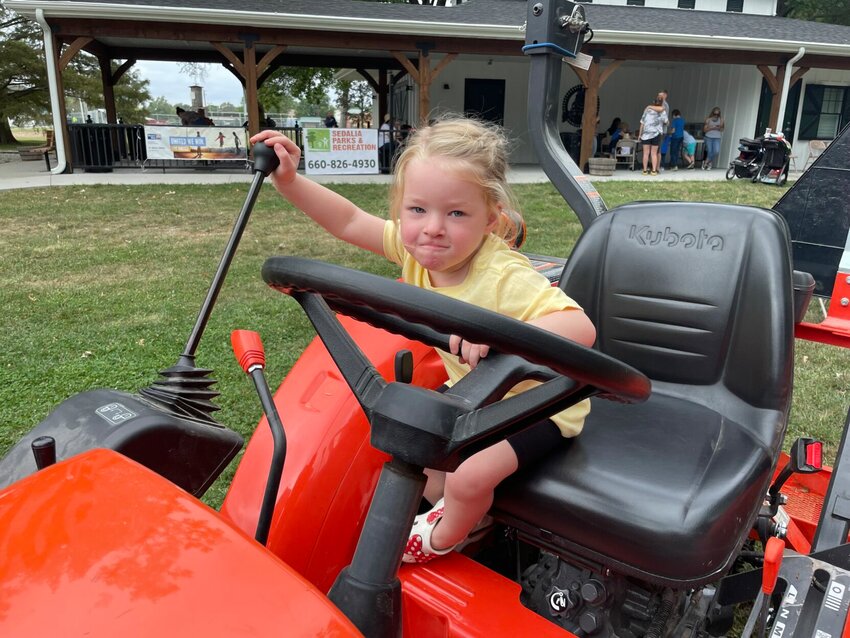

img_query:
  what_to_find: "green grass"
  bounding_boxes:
[0,128,49,152]
[1,180,848,509]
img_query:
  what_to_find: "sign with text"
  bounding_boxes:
[144,126,247,160]
[304,128,379,175]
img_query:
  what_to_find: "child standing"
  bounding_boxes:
[251,117,595,564]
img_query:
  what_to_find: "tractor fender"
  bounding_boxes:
[220,315,445,592]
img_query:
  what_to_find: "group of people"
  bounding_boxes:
[636,92,725,174]
[605,92,725,174]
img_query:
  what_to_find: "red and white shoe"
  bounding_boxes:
[403,499,455,564]
[402,499,496,564]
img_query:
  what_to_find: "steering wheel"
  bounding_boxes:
[263,256,650,471]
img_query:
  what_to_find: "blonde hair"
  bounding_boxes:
[389,116,525,248]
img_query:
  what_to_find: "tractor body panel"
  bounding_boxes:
[0,449,361,638]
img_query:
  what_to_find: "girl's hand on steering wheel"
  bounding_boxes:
[250,130,301,190]
[449,334,490,369]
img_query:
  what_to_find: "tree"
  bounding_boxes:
[776,0,850,25]
[0,8,47,143]
[259,67,337,116]
[335,79,374,127]
[0,8,150,142]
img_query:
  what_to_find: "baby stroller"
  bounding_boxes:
[725,137,763,181]
[755,134,791,186]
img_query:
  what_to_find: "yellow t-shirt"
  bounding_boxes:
[382,219,590,436]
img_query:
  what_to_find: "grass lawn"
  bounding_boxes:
[1,180,848,508]
[0,128,50,152]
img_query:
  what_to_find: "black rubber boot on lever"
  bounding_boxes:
[140,142,281,423]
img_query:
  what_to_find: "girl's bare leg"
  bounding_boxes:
[642,145,650,171]
[423,468,446,506]
[651,147,660,172]
[429,440,518,551]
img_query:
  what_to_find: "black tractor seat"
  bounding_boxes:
[494,202,794,588]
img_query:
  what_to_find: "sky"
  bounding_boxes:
[135,61,246,107]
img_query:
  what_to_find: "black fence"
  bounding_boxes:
[65,123,394,174]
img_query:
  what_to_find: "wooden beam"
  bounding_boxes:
[430,52,456,82]
[790,66,810,86]
[598,59,623,87]
[111,58,136,84]
[98,57,117,123]
[356,69,379,93]
[570,66,589,88]
[256,44,286,77]
[243,40,259,138]
[758,64,781,94]
[767,65,786,131]
[59,36,93,70]
[391,51,419,78]
[579,59,601,171]
[212,42,244,76]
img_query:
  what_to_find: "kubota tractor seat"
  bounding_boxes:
[494,202,794,588]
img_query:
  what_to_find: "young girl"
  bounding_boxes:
[251,117,595,564]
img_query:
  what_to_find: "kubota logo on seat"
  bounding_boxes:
[628,225,724,251]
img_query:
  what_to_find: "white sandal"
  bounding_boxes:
[403,499,496,564]
[403,498,455,564]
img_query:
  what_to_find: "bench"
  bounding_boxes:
[18,131,55,169]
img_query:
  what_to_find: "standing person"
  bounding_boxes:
[251,117,596,564]
[638,96,668,175]
[682,128,697,169]
[658,90,670,169]
[324,111,339,128]
[216,131,226,148]
[668,109,686,170]
[703,107,725,170]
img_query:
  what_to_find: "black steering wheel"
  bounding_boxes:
[263,256,650,470]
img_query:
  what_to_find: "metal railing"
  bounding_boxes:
[66,124,396,174]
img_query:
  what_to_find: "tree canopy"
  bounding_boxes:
[776,0,850,26]
[0,8,150,144]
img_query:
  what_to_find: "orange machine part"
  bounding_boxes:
[221,314,447,593]
[400,553,576,638]
[0,449,362,638]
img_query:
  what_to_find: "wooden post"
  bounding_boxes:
[391,49,455,126]
[572,59,622,171]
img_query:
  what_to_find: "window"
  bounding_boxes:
[726,0,744,12]
[799,85,850,140]
[626,0,645,5]
[678,0,695,8]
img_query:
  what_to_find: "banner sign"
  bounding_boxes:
[144,126,248,160]
[304,128,379,175]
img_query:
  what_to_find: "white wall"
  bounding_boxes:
[787,68,850,167]
[669,63,762,166]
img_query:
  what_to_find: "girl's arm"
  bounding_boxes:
[250,130,386,255]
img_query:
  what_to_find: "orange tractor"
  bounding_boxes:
[3,2,850,636]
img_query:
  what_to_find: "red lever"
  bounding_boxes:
[231,330,265,373]
[806,441,823,470]
[762,537,785,595]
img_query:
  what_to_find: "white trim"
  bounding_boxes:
[35,9,67,175]
[3,1,524,39]
[6,0,850,57]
